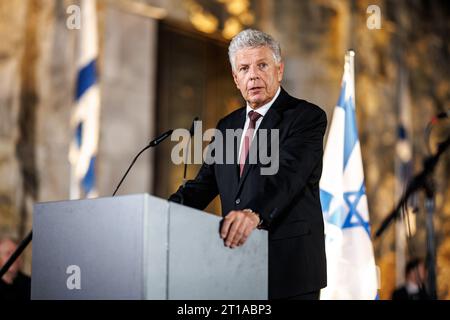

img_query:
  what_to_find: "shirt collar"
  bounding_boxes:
[406,281,420,294]
[245,86,281,117]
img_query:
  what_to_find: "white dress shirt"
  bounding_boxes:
[238,87,281,159]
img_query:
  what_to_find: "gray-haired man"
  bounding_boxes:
[170,29,327,300]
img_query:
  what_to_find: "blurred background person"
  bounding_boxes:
[391,258,430,300]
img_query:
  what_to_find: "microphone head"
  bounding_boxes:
[189,116,200,136]
[437,110,450,119]
[149,129,173,147]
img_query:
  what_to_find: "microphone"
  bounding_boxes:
[169,117,199,205]
[183,117,199,185]
[375,134,450,238]
[149,129,174,147]
[112,129,173,196]
[431,109,450,124]
[189,117,199,136]
[436,110,450,119]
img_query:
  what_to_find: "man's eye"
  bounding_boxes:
[239,66,248,72]
[259,63,268,68]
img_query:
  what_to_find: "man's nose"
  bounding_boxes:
[248,65,260,80]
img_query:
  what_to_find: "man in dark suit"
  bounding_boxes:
[169,29,327,300]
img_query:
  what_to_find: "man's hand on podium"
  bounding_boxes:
[220,209,261,248]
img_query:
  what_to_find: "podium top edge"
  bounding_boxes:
[34,193,155,206]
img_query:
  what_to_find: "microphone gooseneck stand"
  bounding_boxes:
[170,117,199,206]
[0,129,174,280]
[375,134,450,300]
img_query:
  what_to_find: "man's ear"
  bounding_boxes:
[277,61,284,82]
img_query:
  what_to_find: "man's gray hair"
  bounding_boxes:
[228,29,282,72]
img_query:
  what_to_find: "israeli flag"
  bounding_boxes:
[319,51,378,299]
[69,0,100,199]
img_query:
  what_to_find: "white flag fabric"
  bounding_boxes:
[319,51,378,300]
[68,0,100,199]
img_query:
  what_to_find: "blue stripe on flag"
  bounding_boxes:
[336,81,347,109]
[397,125,407,140]
[75,122,83,147]
[82,156,96,194]
[337,82,358,170]
[320,189,333,213]
[343,98,358,170]
[76,60,97,100]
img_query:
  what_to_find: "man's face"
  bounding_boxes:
[407,262,427,284]
[232,46,284,109]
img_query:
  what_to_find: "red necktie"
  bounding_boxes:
[239,110,262,176]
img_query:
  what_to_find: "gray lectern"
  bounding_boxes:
[31,194,268,300]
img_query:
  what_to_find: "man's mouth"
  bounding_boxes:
[249,87,263,93]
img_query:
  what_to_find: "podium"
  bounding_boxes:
[31,194,268,300]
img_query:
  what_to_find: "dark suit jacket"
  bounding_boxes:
[0,272,31,301]
[169,87,327,299]
[391,285,430,300]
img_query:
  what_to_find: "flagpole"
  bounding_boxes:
[394,67,418,287]
[346,50,355,105]
[69,166,80,200]
[394,68,408,286]
[394,164,407,288]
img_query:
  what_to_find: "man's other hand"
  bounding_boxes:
[220,210,260,248]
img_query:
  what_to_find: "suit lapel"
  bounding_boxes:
[235,88,290,196]
[223,108,246,191]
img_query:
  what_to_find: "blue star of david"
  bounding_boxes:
[342,183,371,237]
